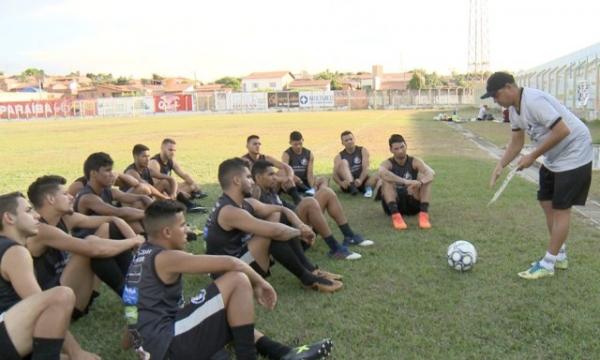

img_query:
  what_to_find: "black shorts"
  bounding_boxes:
[537,162,592,209]
[0,314,27,360]
[168,283,231,360]
[381,187,421,216]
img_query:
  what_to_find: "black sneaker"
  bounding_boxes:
[191,191,208,199]
[348,184,359,196]
[281,338,333,360]
[187,205,208,214]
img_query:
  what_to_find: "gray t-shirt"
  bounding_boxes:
[509,87,592,172]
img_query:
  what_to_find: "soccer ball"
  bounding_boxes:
[447,240,477,272]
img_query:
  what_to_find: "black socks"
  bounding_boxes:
[338,223,354,238]
[387,201,399,214]
[256,336,292,360]
[420,202,429,213]
[31,337,64,360]
[230,324,257,360]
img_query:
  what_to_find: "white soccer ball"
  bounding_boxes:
[447,240,477,272]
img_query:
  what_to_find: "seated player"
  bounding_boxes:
[242,135,303,204]
[125,143,204,213]
[378,134,435,230]
[74,152,151,234]
[68,172,145,208]
[148,138,208,200]
[26,175,144,308]
[0,192,100,359]
[281,131,329,196]
[333,130,379,197]
[205,158,342,292]
[252,159,373,260]
[123,200,333,360]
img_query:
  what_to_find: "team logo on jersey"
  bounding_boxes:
[403,172,413,180]
[190,289,207,305]
[301,158,308,166]
[122,286,139,305]
[353,156,361,165]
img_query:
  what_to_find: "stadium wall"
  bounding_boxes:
[0,89,476,120]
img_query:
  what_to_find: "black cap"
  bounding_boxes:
[480,72,515,99]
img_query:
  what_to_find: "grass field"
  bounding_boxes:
[1,110,600,359]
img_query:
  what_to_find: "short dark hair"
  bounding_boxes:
[246,135,259,144]
[27,175,67,208]
[84,152,114,180]
[251,160,274,180]
[218,158,248,189]
[0,192,25,231]
[289,131,303,142]
[143,200,186,236]
[340,130,353,139]
[388,134,406,147]
[161,138,176,146]
[132,144,150,156]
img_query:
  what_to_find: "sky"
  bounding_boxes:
[1,0,599,82]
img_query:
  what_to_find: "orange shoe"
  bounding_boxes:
[418,212,431,229]
[391,213,407,230]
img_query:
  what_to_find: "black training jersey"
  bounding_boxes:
[34,217,70,290]
[285,147,311,184]
[241,153,266,170]
[74,184,114,216]
[151,154,173,176]
[388,156,418,188]
[123,242,183,360]
[205,194,255,257]
[0,236,22,313]
[339,146,364,179]
[122,163,154,192]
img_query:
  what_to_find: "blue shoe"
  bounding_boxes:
[343,234,374,247]
[328,246,362,260]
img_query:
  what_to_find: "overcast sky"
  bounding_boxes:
[1,0,599,81]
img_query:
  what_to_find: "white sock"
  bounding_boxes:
[540,252,557,270]
[557,244,567,261]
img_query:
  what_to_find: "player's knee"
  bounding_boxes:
[48,286,76,309]
[223,271,252,291]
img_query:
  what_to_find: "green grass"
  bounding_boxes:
[461,120,600,200]
[1,111,600,359]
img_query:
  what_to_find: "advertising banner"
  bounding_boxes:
[97,97,154,116]
[299,91,334,108]
[0,99,72,119]
[154,94,193,112]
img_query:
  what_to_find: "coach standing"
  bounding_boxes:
[484,71,593,280]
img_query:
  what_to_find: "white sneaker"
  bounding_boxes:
[364,187,373,198]
[305,188,316,196]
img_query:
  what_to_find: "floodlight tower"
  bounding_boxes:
[467,0,490,79]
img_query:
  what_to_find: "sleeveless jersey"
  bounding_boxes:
[123,242,183,360]
[205,194,255,257]
[389,156,418,188]
[122,163,154,192]
[241,153,266,170]
[285,147,311,184]
[339,146,364,179]
[0,236,21,313]
[34,217,70,289]
[151,154,173,176]
[74,184,114,216]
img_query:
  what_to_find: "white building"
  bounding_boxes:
[516,42,600,120]
[241,71,295,92]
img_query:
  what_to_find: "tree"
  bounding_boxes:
[85,73,114,84]
[152,73,164,81]
[113,76,129,85]
[407,70,426,90]
[21,68,44,78]
[215,76,241,91]
[315,69,343,90]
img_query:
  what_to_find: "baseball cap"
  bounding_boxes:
[480,72,515,99]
